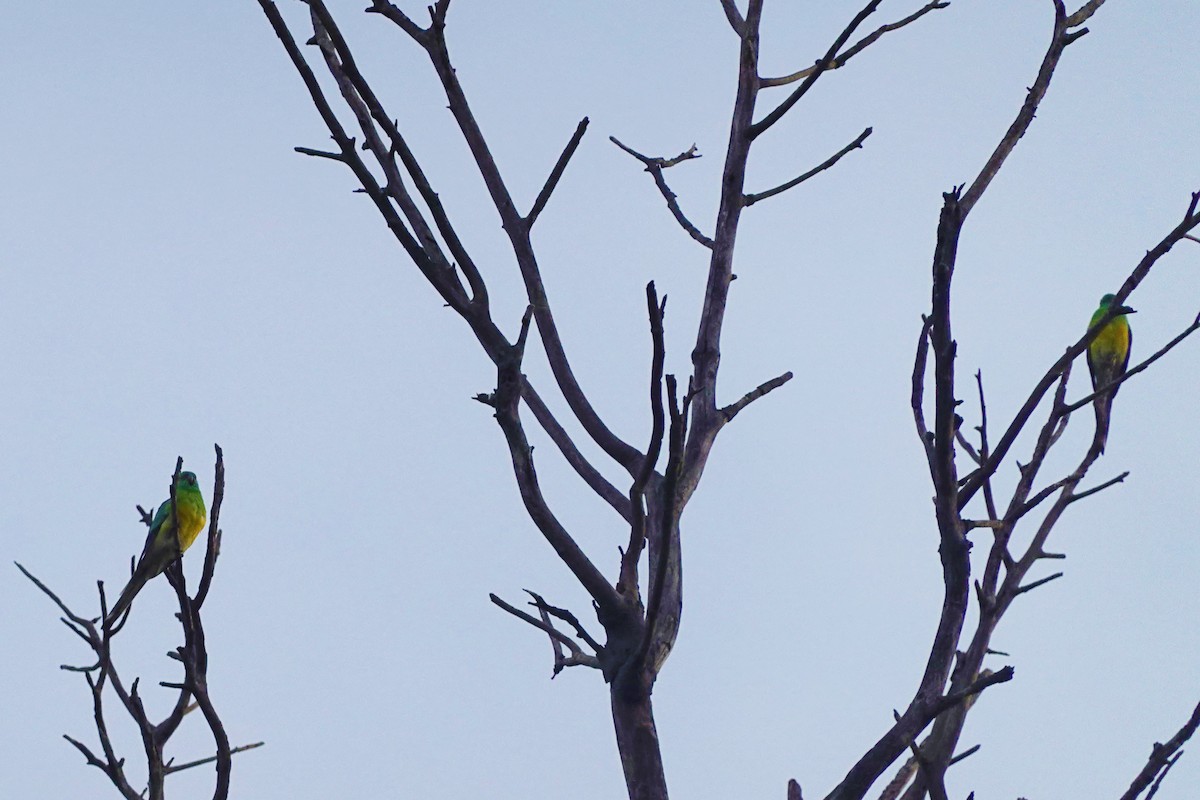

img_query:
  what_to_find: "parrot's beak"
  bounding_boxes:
[1116,305,1137,316]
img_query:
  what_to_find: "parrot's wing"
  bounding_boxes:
[1121,325,1132,375]
[1086,345,1100,391]
[134,499,171,564]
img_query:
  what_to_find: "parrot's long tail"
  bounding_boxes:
[104,568,150,628]
[1093,393,1113,455]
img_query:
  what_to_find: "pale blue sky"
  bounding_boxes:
[4,2,1199,798]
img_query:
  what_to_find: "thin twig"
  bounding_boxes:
[720,371,793,422]
[194,443,225,608]
[293,146,345,161]
[911,316,935,465]
[1066,471,1129,504]
[760,2,950,87]
[610,137,713,248]
[488,593,600,670]
[621,283,669,595]
[750,0,882,139]
[744,127,872,206]
[960,1,1079,217]
[163,742,265,776]
[946,744,981,766]
[525,590,604,655]
[1013,572,1063,597]
[526,117,589,228]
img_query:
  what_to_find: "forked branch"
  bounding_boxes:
[610,137,713,248]
[1118,699,1200,800]
[760,2,950,88]
[18,449,255,800]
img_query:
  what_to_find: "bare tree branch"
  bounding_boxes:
[21,452,244,800]
[824,667,1013,800]
[1062,309,1200,414]
[610,137,713,248]
[761,2,950,88]
[193,443,224,608]
[526,117,589,228]
[720,370,793,422]
[521,384,633,522]
[1065,471,1128,504]
[912,315,935,464]
[311,1,489,306]
[959,1,1080,217]
[526,590,605,655]
[1066,0,1107,28]
[258,0,468,315]
[750,0,881,139]
[620,283,669,596]
[366,0,428,41]
[163,742,265,777]
[679,0,764,509]
[1118,700,1200,800]
[397,8,646,473]
[485,308,625,612]
[961,194,1200,507]
[1013,571,1063,597]
[489,592,601,674]
[720,0,746,35]
[744,127,872,207]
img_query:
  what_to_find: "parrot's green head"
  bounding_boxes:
[1098,293,1136,317]
[176,471,200,490]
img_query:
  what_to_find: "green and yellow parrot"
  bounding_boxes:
[1086,293,1135,452]
[105,471,207,627]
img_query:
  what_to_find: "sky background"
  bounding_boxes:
[4,2,1199,798]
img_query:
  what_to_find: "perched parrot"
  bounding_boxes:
[105,471,207,627]
[1086,293,1135,452]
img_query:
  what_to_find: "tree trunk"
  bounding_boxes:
[611,686,668,800]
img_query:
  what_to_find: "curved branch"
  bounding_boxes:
[744,127,872,207]
[760,2,950,88]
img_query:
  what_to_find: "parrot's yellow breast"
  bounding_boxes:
[1089,317,1130,363]
[171,492,208,553]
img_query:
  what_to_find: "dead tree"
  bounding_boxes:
[256,2,1199,799]
[19,448,261,799]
